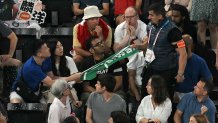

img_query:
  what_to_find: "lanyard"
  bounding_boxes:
[147,20,170,49]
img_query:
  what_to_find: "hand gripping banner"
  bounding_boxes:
[81,46,139,80]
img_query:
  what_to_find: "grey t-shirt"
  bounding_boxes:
[86,92,126,123]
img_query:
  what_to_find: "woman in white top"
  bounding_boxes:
[136,75,172,123]
[47,39,82,107]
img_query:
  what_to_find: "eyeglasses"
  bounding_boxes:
[92,41,103,48]
[124,15,136,19]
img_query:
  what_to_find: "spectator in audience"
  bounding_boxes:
[126,50,146,122]
[171,4,197,45]
[114,0,142,25]
[0,20,21,67]
[127,51,146,101]
[0,0,18,20]
[10,39,81,103]
[48,79,73,123]
[64,113,80,123]
[174,78,216,123]
[189,114,209,123]
[47,39,82,107]
[72,6,112,63]
[139,3,187,100]
[86,74,126,123]
[73,0,110,24]
[114,7,147,52]
[0,20,21,101]
[174,34,212,101]
[80,36,123,103]
[108,111,130,123]
[136,75,172,123]
[141,0,164,24]
[190,0,218,53]
[165,0,191,13]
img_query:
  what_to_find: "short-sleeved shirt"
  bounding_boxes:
[73,0,109,10]
[0,0,15,20]
[177,93,216,123]
[114,20,147,46]
[80,54,122,88]
[12,57,52,92]
[0,20,12,55]
[48,97,71,123]
[86,92,126,123]
[175,53,212,92]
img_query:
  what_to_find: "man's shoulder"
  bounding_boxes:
[115,21,126,31]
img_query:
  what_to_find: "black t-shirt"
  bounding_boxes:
[0,0,15,20]
[167,27,183,48]
[0,20,12,55]
[80,54,122,88]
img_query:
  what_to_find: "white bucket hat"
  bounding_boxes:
[82,6,102,20]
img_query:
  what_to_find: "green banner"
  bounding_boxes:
[81,46,139,80]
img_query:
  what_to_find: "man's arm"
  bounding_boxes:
[175,47,187,82]
[128,69,141,101]
[74,46,92,57]
[114,75,122,92]
[113,35,131,52]
[73,3,84,16]
[174,109,183,123]
[8,31,18,57]
[135,0,142,11]
[86,107,93,123]
[100,3,109,15]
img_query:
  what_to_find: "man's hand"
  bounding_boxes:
[175,73,185,83]
[126,25,136,36]
[94,26,103,37]
[0,54,12,63]
[73,100,82,108]
[201,105,208,114]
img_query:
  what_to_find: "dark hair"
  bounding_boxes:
[32,39,47,56]
[150,75,169,105]
[85,36,99,50]
[97,74,115,92]
[47,38,70,77]
[148,3,165,18]
[64,115,78,123]
[110,111,130,123]
[191,114,209,123]
[200,78,214,95]
[171,4,190,22]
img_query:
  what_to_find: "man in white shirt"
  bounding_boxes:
[48,79,72,123]
[113,7,147,52]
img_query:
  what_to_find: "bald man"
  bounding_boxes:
[113,7,148,52]
[174,34,212,101]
